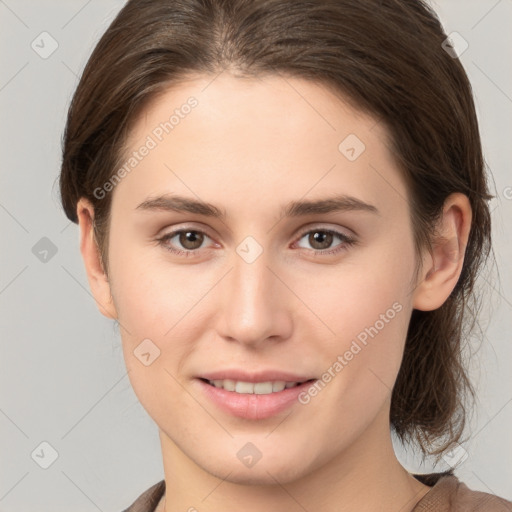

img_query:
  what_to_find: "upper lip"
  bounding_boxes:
[198,369,316,383]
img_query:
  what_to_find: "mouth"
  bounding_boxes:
[199,377,315,394]
[195,376,318,420]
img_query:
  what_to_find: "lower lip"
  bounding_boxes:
[195,379,317,420]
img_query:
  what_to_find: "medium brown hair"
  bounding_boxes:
[59,0,495,460]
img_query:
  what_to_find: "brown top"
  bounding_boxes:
[121,471,512,512]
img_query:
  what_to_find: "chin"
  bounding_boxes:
[197,450,313,487]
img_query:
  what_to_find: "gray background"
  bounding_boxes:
[0,0,511,510]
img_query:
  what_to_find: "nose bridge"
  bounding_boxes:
[219,244,290,345]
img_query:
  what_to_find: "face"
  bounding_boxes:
[93,73,424,484]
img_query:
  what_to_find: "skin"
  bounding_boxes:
[77,72,472,512]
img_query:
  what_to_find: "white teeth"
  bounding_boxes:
[223,379,236,391]
[208,379,301,394]
[235,381,254,394]
[272,381,286,392]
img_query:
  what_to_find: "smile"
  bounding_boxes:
[205,379,308,394]
[196,377,317,420]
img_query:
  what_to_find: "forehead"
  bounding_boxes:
[127,72,382,149]
[114,72,408,220]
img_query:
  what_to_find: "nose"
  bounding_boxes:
[217,248,293,348]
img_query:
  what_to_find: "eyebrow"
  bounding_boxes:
[135,193,380,219]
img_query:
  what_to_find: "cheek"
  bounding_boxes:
[296,243,415,404]
[297,247,413,346]
[112,263,197,421]
[108,241,199,335]
[108,250,215,401]
[295,265,412,448]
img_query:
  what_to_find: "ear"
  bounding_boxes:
[412,192,472,311]
[76,198,118,320]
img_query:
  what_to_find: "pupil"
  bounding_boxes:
[181,231,202,249]
[311,231,332,249]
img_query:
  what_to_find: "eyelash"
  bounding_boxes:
[156,226,357,258]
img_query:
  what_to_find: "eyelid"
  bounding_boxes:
[294,223,355,240]
[157,222,216,240]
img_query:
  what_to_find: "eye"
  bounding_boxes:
[294,227,356,255]
[156,226,357,258]
[156,229,214,257]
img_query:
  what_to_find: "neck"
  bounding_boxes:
[158,406,431,512]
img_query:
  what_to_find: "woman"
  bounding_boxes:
[59,0,512,510]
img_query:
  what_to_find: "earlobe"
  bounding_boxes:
[412,193,472,311]
[76,198,118,320]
